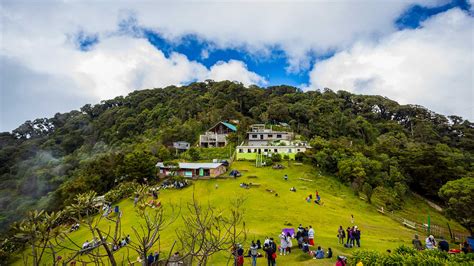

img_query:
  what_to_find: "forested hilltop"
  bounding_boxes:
[1,80,473,235]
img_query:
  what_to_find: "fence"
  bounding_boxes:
[377,207,469,243]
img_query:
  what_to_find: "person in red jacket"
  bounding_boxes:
[335,256,347,266]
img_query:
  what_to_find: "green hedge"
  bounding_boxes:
[104,182,138,203]
[349,246,474,266]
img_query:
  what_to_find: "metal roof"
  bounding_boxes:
[221,122,237,131]
[156,162,223,169]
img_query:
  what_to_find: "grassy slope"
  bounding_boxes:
[13,161,467,266]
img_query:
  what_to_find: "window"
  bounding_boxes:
[274,149,278,153]
[264,149,268,152]
[248,149,251,153]
[277,134,282,138]
[288,149,292,153]
[268,134,273,138]
[297,149,300,152]
[252,134,258,138]
[239,149,243,153]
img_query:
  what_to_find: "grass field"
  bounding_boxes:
[13,161,467,265]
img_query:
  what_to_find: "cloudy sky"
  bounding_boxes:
[0,0,473,132]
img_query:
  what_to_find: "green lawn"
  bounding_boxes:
[13,161,467,265]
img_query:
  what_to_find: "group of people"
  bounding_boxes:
[102,202,113,217]
[305,191,323,205]
[146,251,160,265]
[296,225,315,247]
[81,238,102,254]
[69,223,80,232]
[159,179,189,190]
[112,235,131,251]
[232,237,277,266]
[337,225,362,248]
[412,234,466,253]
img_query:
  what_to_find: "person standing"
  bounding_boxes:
[279,232,288,255]
[338,226,345,244]
[346,227,352,247]
[147,253,154,265]
[353,226,361,248]
[349,226,355,247]
[296,229,303,249]
[308,226,315,246]
[264,238,277,266]
[303,227,309,243]
[237,244,244,266]
[351,214,354,224]
[250,241,258,266]
[286,232,293,254]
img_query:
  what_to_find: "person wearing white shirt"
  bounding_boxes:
[308,226,315,246]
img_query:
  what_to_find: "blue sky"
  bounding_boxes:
[89,0,470,88]
[1,0,473,132]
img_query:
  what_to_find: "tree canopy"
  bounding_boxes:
[0,80,472,233]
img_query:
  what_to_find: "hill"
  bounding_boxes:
[11,161,469,265]
[1,81,473,263]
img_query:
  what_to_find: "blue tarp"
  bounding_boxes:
[467,237,474,248]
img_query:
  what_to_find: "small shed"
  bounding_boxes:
[156,162,226,178]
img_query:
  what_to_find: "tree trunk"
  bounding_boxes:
[32,244,38,266]
[96,229,117,266]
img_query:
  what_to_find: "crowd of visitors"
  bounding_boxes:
[411,233,473,254]
[112,235,130,251]
[338,225,361,248]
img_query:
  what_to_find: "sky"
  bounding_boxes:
[0,0,473,132]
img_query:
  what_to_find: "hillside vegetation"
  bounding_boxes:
[12,161,467,265]
[0,81,473,263]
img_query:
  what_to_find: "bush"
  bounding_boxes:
[295,152,306,162]
[350,247,474,265]
[188,147,200,161]
[263,158,273,166]
[104,182,138,203]
[271,153,282,162]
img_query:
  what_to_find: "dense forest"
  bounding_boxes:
[1,80,473,236]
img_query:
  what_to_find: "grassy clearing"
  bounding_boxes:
[13,161,467,265]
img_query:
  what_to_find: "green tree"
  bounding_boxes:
[13,210,62,266]
[438,176,474,236]
[271,153,282,162]
[362,183,374,203]
[119,151,156,182]
[188,147,200,161]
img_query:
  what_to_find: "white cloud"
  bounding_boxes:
[73,37,209,100]
[207,60,267,86]
[308,8,474,120]
[1,0,441,71]
[0,7,266,131]
[0,0,468,131]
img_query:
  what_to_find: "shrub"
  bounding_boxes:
[104,182,138,203]
[350,247,474,265]
[271,153,282,162]
[188,147,200,161]
[295,152,306,162]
